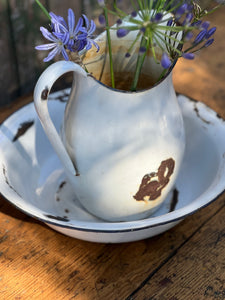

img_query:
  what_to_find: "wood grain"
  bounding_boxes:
[130,205,225,300]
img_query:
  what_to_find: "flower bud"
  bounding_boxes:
[161,53,171,69]
[175,3,188,19]
[201,21,210,30]
[152,13,163,23]
[182,52,195,60]
[131,11,137,18]
[167,19,173,27]
[206,27,216,39]
[194,29,207,44]
[139,46,146,54]
[182,13,193,26]
[185,31,193,41]
[117,28,129,38]
[117,19,122,25]
[204,38,214,48]
[98,14,106,25]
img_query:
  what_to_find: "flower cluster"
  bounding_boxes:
[161,3,217,68]
[35,0,220,90]
[35,8,99,62]
[100,1,217,70]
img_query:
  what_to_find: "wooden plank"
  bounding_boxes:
[0,192,224,299]
[128,202,225,300]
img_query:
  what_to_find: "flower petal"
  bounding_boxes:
[50,12,67,33]
[82,14,89,29]
[77,33,88,40]
[35,43,57,50]
[88,20,96,35]
[85,40,92,50]
[40,27,56,42]
[68,8,75,33]
[43,46,60,62]
[91,40,100,52]
[61,47,69,61]
[74,17,84,35]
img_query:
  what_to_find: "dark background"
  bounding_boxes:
[0,0,100,107]
[0,0,218,107]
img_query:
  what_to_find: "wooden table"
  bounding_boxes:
[1,7,225,300]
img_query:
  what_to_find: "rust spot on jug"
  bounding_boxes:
[169,188,179,212]
[133,158,175,202]
[41,87,49,100]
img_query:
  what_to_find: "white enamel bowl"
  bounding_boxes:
[0,91,225,243]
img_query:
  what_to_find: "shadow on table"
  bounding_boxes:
[0,195,42,225]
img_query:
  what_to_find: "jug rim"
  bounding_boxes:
[87,58,178,94]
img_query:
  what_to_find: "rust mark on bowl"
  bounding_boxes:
[13,121,34,142]
[133,158,175,202]
[194,104,211,124]
[2,164,21,197]
[50,90,70,102]
[45,214,70,222]
[55,181,67,202]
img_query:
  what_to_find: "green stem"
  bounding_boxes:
[131,36,148,91]
[113,0,127,18]
[35,0,51,20]
[127,32,142,55]
[154,30,182,56]
[103,6,115,89]
[157,68,167,82]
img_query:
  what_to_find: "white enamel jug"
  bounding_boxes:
[34,31,185,222]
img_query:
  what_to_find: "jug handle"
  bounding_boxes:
[34,61,87,176]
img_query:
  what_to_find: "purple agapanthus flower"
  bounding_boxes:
[35,26,70,62]
[64,9,86,51]
[35,8,99,62]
